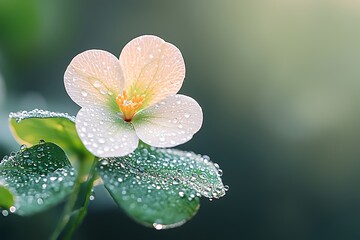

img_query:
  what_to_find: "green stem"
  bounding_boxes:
[62,160,98,239]
[50,157,98,240]
[50,170,83,240]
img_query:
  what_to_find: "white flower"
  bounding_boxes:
[64,35,203,157]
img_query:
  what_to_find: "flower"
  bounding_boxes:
[64,35,203,157]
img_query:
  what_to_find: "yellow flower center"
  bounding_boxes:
[116,90,145,122]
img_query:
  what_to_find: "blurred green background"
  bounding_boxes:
[2,0,360,239]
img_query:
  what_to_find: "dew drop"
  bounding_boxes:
[224,185,230,191]
[81,90,88,97]
[178,191,185,197]
[9,206,16,213]
[153,223,164,230]
[20,144,27,151]
[101,160,109,165]
[184,113,190,118]
[37,198,44,205]
[2,210,9,216]
[50,176,57,181]
[98,138,106,144]
[93,80,102,88]
[23,151,30,158]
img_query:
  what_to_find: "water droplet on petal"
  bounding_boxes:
[93,80,102,88]
[81,90,88,97]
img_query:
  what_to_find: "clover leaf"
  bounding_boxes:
[97,143,226,229]
[0,142,77,215]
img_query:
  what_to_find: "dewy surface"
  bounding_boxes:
[9,109,94,167]
[0,142,76,216]
[97,143,226,228]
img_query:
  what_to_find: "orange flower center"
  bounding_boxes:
[116,90,145,122]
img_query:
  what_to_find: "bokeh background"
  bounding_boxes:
[2,0,360,239]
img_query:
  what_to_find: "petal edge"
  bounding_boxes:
[64,50,124,108]
[119,35,185,109]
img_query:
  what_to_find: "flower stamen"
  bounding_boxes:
[116,90,145,122]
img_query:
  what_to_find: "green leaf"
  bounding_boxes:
[0,142,77,216]
[0,186,15,209]
[9,109,94,167]
[97,143,226,229]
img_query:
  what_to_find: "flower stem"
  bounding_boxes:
[50,157,98,240]
[62,160,98,239]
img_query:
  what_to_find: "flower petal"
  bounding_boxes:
[64,50,124,109]
[132,94,203,148]
[119,35,185,109]
[76,107,139,157]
